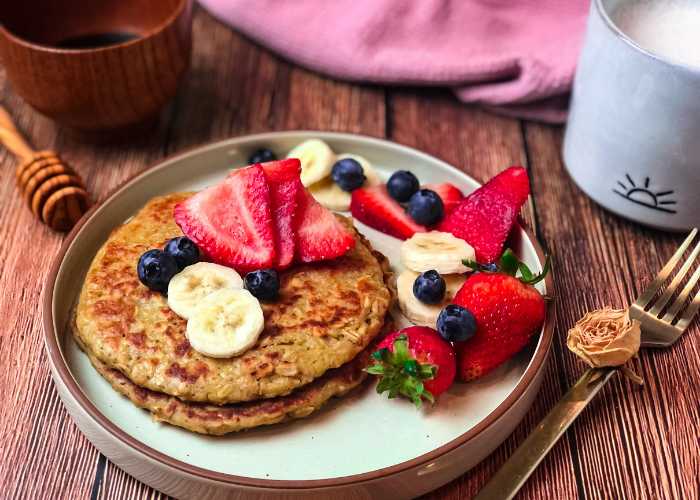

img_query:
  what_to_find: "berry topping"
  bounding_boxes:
[438,166,530,264]
[332,158,366,192]
[437,304,476,343]
[293,184,356,263]
[454,249,550,380]
[245,269,280,300]
[366,326,456,408]
[413,270,446,305]
[137,249,179,292]
[408,189,444,226]
[247,148,277,165]
[350,185,427,240]
[258,159,301,270]
[174,164,275,274]
[387,170,420,202]
[421,183,462,218]
[164,236,199,271]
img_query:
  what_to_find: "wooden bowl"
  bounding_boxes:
[0,0,192,139]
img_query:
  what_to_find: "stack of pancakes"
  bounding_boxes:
[73,194,395,435]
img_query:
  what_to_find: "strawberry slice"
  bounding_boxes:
[293,183,356,263]
[438,166,530,264]
[256,159,301,270]
[422,183,462,218]
[174,164,275,273]
[350,185,427,240]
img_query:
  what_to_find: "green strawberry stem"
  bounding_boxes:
[365,333,437,409]
[463,249,551,286]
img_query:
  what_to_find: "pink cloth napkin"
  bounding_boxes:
[198,0,591,123]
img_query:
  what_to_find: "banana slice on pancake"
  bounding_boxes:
[308,154,382,211]
[167,262,243,319]
[287,138,337,187]
[397,269,467,328]
[401,231,475,274]
[187,288,264,358]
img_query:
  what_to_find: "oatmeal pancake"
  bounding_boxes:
[72,315,394,435]
[76,193,395,404]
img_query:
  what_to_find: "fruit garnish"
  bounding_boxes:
[422,183,462,218]
[463,248,551,286]
[174,164,275,273]
[248,148,276,165]
[438,166,530,264]
[257,159,301,270]
[293,183,356,262]
[137,249,179,292]
[187,288,264,358]
[413,270,446,305]
[453,249,550,381]
[408,189,444,226]
[287,138,337,187]
[437,304,476,343]
[366,326,457,408]
[332,158,366,192]
[350,184,427,240]
[167,262,243,320]
[387,170,420,202]
[397,269,467,328]
[401,231,475,274]
[164,236,199,271]
[245,269,280,300]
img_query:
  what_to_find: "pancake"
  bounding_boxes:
[76,193,395,404]
[71,314,394,435]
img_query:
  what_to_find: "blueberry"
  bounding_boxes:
[137,250,179,292]
[437,305,477,343]
[473,263,499,275]
[408,189,444,226]
[247,148,277,165]
[386,170,419,202]
[413,270,446,305]
[332,158,366,192]
[164,237,199,271]
[245,269,280,300]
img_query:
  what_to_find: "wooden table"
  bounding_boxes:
[1,8,698,500]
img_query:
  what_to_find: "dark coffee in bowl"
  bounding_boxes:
[56,32,139,50]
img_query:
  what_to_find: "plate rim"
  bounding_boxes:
[43,131,555,490]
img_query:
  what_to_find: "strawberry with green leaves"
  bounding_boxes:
[366,326,456,408]
[453,249,551,381]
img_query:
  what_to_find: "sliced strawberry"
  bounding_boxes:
[422,183,463,218]
[257,159,301,270]
[438,167,530,264]
[174,165,275,273]
[293,183,355,263]
[350,185,427,240]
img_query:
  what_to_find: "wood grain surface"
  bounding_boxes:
[1,7,699,500]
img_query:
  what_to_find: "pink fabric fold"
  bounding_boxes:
[198,0,591,123]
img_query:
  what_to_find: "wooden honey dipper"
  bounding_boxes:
[0,106,92,231]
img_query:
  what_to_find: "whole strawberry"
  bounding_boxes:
[366,326,456,408]
[453,249,550,381]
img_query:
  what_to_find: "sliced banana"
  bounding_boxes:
[401,231,476,274]
[397,269,467,328]
[187,288,264,358]
[167,262,243,320]
[307,153,381,211]
[287,139,337,187]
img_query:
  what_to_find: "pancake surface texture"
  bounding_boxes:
[76,193,394,404]
[72,316,394,435]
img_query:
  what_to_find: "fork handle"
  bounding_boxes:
[473,367,617,500]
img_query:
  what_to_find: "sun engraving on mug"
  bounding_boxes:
[613,175,677,214]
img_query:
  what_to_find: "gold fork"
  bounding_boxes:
[474,229,700,500]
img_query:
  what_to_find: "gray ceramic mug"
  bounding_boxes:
[563,0,700,232]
